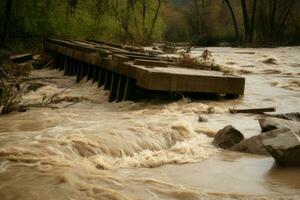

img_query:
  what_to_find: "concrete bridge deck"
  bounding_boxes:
[44,39,245,102]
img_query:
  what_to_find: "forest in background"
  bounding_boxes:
[0,0,300,50]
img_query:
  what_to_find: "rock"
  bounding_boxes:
[230,135,269,155]
[206,106,215,114]
[269,112,300,122]
[261,57,278,65]
[198,115,208,122]
[259,117,300,134]
[231,117,300,156]
[213,125,244,149]
[261,127,300,167]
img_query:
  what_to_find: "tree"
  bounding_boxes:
[256,0,296,41]
[141,0,162,43]
[148,0,162,41]
[240,0,257,42]
[67,0,78,19]
[1,0,14,46]
[224,0,239,41]
[112,0,162,44]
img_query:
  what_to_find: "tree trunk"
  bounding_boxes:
[148,0,162,42]
[270,0,278,33]
[142,0,146,43]
[224,0,239,41]
[193,0,201,35]
[249,0,257,42]
[278,0,295,30]
[128,0,140,36]
[240,0,250,42]
[1,0,14,46]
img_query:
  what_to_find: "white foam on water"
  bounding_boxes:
[0,47,300,200]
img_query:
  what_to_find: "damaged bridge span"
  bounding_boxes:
[44,39,245,102]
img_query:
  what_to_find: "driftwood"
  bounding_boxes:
[9,53,33,63]
[0,68,73,114]
[229,107,276,114]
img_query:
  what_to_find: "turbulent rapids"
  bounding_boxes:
[0,47,300,200]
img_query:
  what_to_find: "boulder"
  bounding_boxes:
[213,125,244,149]
[231,117,300,157]
[259,117,300,134]
[269,112,300,122]
[198,115,208,122]
[223,117,300,165]
[261,127,300,167]
[230,135,269,155]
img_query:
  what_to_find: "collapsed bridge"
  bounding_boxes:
[44,39,245,102]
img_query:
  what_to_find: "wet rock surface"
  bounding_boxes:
[261,127,300,167]
[268,112,300,122]
[213,125,244,149]
[259,117,300,134]
[228,116,300,166]
[198,115,208,122]
[230,135,269,155]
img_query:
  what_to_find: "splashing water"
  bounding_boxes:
[0,47,300,200]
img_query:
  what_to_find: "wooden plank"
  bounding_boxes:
[88,39,123,49]
[229,107,276,114]
[112,54,129,62]
[114,51,155,58]
[134,59,168,67]
[127,55,160,61]
[88,39,144,53]
[9,53,33,63]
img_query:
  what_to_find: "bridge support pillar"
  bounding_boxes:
[87,65,94,81]
[93,67,100,83]
[76,61,83,83]
[62,55,67,72]
[109,73,120,102]
[123,77,136,101]
[115,75,126,102]
[98,69,105,87]
[104,71,112,90]
[64,57,68,75]
[71,59,78,76]
[59,55,65,71]
[82,63,88,79]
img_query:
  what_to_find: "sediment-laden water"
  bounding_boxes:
[0,47,299,200]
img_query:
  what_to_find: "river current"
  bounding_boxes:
[0,47,299,200]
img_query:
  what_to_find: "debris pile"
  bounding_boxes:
[176,49,222,71]
[0,52,52,114]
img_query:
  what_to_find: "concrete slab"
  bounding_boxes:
[45,39,245,96]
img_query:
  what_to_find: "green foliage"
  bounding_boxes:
[0,0,299,49]
[0,0,165,49]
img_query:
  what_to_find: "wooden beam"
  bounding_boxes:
[9,53,33,63]
[229,107,276,114]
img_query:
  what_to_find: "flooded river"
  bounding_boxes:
[0,47,300,199]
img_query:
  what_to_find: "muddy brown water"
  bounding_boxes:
[0,47,299,200]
